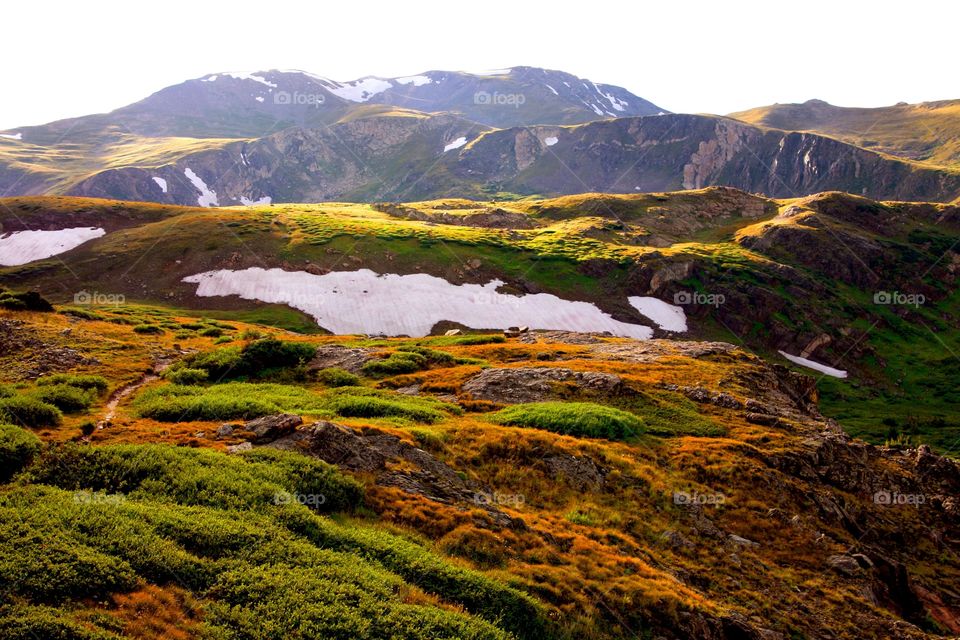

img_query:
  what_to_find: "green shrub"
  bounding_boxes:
[492,402,643,440]
[0,385,14,399]
[36,374,109,394]
[0,604,122,640]
[186,345,243,380]
[132,324,163,335]
[0,289,53,312]
[0,396,62,428]
[239,338,316,372]
[134,382,328,422]
[316,367,361,387]
[0,424,41,482]
[163,367,209,385]
[323,387,457,423]
[28,384,95,413]
[198,326,224,337]
[362,351,428,377]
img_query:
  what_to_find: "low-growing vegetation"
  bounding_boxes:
[492,401,643,440]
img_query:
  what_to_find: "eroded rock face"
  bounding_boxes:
[460,366,626,403]
[264,421,523,528]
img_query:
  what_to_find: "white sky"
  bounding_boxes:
[1,0,956,130]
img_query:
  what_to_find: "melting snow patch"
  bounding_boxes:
[223,72,277,88]
[0,227,106,266]
[240,195,272,206]
[255,96,265,102]
[328,77,393,102]
[201,75,217,82]
[628,297,687,332]
[544,136,559,146]
[443,136,468,153]
[544,84,558,95]
[395,75,432,86]
[0,132,22,140]
[778,351,847,379]
[183,168,219,207]
[183,268,654,339]
[152,177,168,193]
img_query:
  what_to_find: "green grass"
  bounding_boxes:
[316,367,361,387]
[492,402,643,440]
[28,384,95,413]
[323,387,460,424]
[0,441,547,639]
[134,382,329,422]
[36,374,109,394]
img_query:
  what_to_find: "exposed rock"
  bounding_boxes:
[461,366,626,403]
[226,442,253,454]
[265,421,523,529]
[242,413,302,443]
[306,344,372,374]
[541,454,607,491]
[215,424,236,438]
[827,554,862,576]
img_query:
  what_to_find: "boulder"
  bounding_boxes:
[243,413,303,443]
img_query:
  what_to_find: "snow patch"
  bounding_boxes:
[183,268,654,339]
[240,195,272,206]
[152,177,168,193]
[0,227,106,266]
[223,72,277,88]
[0,132,22,140]
[443,136,468,153]
[201,75,217,82]
[328,77,393,102]
[255,96,265,102]
[628,297,687,332]
[544,83,558,95]
[544,136,558,146]
[395,75,432,86]
[778,351,847,379]
[183,168,219,207]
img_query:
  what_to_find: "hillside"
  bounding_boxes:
[730,99,960,168]
[1,299,960,639]
[2,189,959,450]
[53,113,960,205]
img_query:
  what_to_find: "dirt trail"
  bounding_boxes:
[97,357,175,429]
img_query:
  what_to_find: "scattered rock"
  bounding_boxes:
[444,329,462,336]
[226,442,253,454]
[728,534,759,549]
[216,424,236,438]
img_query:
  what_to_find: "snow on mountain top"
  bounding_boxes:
[443,136,468,153]
[327,77,394,102]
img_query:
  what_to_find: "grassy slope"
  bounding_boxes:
[2,190,959,451]
[2,305,958,638]
[730,99,960,168]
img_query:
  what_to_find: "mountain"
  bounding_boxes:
[730,98,960,168]
[0,67,663,199]
[66,112,960,205]
[2,188,960,638]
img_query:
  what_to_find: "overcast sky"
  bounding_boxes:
[1,0,956,130]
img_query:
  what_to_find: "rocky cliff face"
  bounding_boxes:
[65,114,960,205]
